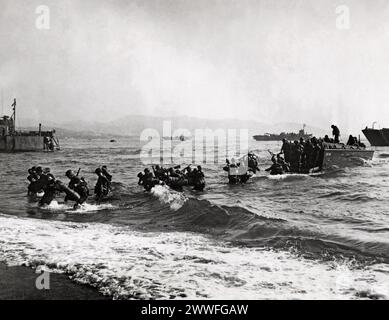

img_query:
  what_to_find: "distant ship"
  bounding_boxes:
[162,134,188,141]
[362,123,389,146]
[0,98,60,152]
[253,125,312,141]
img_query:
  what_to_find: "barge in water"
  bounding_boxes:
[253,125,313,141]
[319,143,374,171]
[0,99,60,152]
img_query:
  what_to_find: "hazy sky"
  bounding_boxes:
[1,0,389,133]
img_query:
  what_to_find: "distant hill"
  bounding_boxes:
[18,115,327,139]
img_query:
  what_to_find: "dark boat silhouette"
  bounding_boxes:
[162,135,188,141]
[275,143,374,175]
[362,122,389,146]
[253,125,312,141]
[0,99,60,152]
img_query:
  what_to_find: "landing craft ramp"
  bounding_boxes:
[362,127,389,147]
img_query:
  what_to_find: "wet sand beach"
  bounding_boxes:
[0,263,107,300]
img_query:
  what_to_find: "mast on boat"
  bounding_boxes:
[11,98,16,134]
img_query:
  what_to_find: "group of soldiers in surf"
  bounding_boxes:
[137,164,206,192]
[26,125,368,201]
[223,152,260,184]
[27,165,112,208]
[271,137,326,175]
[138,153,259,190]
[223,137,323,177]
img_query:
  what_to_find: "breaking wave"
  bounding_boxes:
[150,185,188,210]
[0,213,387,300]
[127,193,389,264]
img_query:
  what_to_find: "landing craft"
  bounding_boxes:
[0,98,60,152]
[262,126,375,176]
[162,135,188,141]
[362,122,389,147]
[277,142,374,175]
[253,124,312,141]
[321,144,374,170]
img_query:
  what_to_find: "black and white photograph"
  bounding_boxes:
[0,0,388,306]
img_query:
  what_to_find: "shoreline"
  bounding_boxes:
[0,262,108,300]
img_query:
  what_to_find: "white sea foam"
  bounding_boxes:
[266,171,325,181]
[40,201,116,214]
[0,214,387,300]
[150,185,187,210]
[267,173,304,180]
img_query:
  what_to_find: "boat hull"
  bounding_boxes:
[0,135,46,152]
[362,128,389,147]
[253,134,312,141]
[322,149,374,169]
